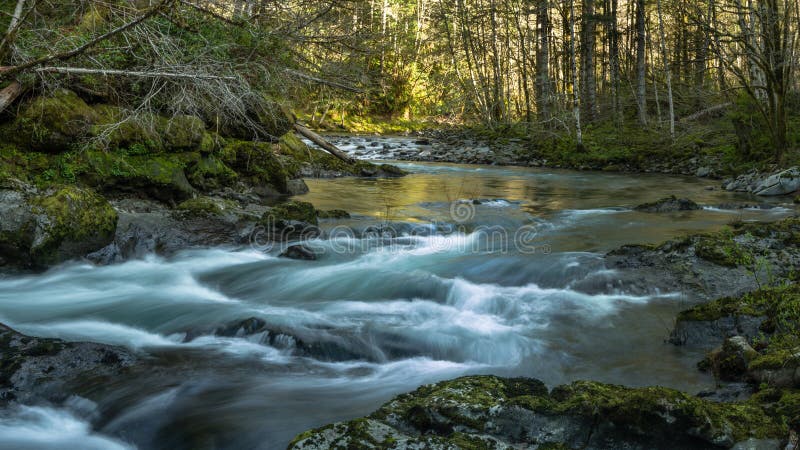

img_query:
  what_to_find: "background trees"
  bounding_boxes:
[1,0,799,162]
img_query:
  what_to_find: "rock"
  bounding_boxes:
[670,314,765,348]
[0,183,118,268]
[280,245,317,260]
[705,336,760,381]
[754,167,800,196]
[697,166,712,177]
[634,195,701,212]
[318,209,350,219]
[288,376,784,450]
[260,201,320,240]
[0,323,136,405]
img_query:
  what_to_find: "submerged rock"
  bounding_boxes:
[280,245,317,260]
[634,195,701,212]
[0,323,136,405]
[288,376,785,450]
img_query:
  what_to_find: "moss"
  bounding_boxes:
[318,209,350,219]
[28,185,118,266]
[159,115,207,152]
[220,140,289,193]
[185,155,238,191]
[292,375,788,448]
[694,229,755,268]
[176,197,238,216]
[13,89,97,153]
[263,201,318,226]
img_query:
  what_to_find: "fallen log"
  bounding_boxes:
[0,80,23,115]
[680,103,731,123]
[293,123,356,164]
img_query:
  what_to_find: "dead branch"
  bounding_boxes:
[680,103,732,123]
[36,66,238,81]
[0,0,173,80]
[283,68,363,93]
[294,123,356,164]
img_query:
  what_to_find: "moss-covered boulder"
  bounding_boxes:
[0,183,117,268]
[216,97,294,141]
[673,284,800,389]
[220,140,289,195]
[289,375,787,450]
[185,154,238,191]
[263,201,318,226]
[79,150,197,202]
[13,89,97,153]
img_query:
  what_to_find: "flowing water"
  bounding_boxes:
[0,137,796,449]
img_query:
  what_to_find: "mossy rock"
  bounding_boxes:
[79,150,196,202]
[176,196,238,217]
[263,201,318,226]
[216,97,294,141]
[694,233,753,268]
[290,375,786,449]
[185,155,238,191]
[318,209,350,219]
[28,186,118,266]
[13,89,97,153]
[220,140,288,194]
[159,115,207,152]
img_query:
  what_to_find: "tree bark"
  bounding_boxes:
[294,123,357,164]
[635,0,647,125]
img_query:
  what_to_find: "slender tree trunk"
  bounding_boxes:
[536,0,551,123]
[656,0,675,139]
[569,0,583,149]
[635,0,648,125]
[581,0,597,122]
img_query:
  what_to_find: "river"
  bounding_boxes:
[0,137,795,449]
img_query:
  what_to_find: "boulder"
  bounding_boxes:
[289,376,784,450]
[705,336,760,381]
[634,195,701,213]
[0,322,136,405]
[754,167,800,196]
[280,245,317,260]
[0,182,118,268]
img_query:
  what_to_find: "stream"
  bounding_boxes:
[0,136,796,450]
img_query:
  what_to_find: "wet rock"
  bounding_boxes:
[280,245,317,260]
[704,336,760,381]
[0,182,118,269]
[697,166,712,177]
[634,195,701,212]
[318,209,351,219]
[0,323,137,405]
[288,376,784,450]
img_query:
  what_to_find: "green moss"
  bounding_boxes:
[28,186,118,266]
[14,89,97,153]
[262,201,318,226]
[694,230,754,268]
[220,140,289,193]
[185,155,238,191]
[176,197,238,216]
[160,115,206,152]
[318,209,350,219]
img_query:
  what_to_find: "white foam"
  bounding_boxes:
[0,405,135,450]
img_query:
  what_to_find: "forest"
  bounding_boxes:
[0,1,799,450]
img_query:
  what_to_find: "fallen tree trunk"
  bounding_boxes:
[293,123,356,164]
[0,80,23,114]
[680,103,731,123]
[35,66,237,81]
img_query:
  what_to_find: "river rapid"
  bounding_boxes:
[0,136,796,449]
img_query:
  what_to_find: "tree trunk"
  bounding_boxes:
[656,0,675,140]
[581,0,597,123]
[635,0,647,125]
[536,0,551,123]
[569,0,583,150]
[294,124,356,164]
